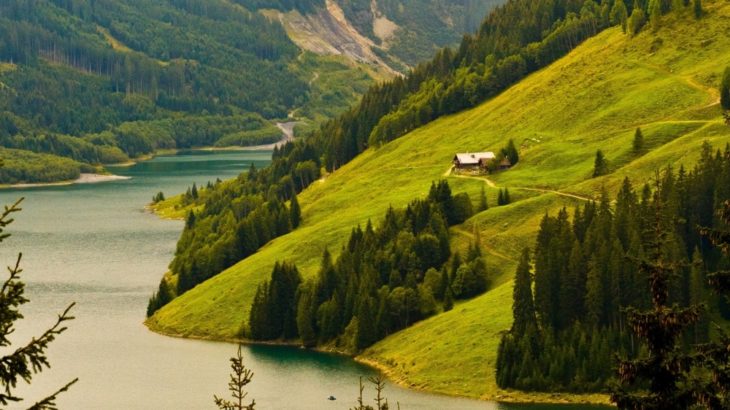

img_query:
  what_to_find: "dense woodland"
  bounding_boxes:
[0,0,306,182]
[497,142,730,392]
[247,181,487,351]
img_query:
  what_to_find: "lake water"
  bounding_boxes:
[0,151,610,409]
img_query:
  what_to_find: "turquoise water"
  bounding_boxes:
[0,151,611,409]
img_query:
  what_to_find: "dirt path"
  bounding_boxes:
[445,166,592,202]
[631,59,720,107]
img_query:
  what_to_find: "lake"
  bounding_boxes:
[0,151,610,409]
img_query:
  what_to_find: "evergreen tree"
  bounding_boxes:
[478,185,488,212]
[443,285,454,312]
[610,200,702,409]
[289,193,301,229]
[593,150,609,177]
[611,0,629,32]
[504,189,511,205]
[356,297,377,350]
[504,139,519,165]
[296,286,317,348]
[628,4,647,36]
[0,199,78,408]
[721,67,730,111]
[497,189,504,206]
[214,344,255,410]
[191,182,199,200]
[633,127,644,154]
[512,248,537,334]
[649,0,662,31]
[693,0,702,19]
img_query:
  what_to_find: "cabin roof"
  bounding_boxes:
[454,152,495,165]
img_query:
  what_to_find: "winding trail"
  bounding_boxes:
[445,166,592,202]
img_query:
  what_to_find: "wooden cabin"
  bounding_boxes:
[453,152,495,169]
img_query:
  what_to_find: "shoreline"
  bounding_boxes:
[1,126,296,189]
[0,173,131,189]
[144,321,611,406]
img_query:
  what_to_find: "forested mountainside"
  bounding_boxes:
[148,0,730,402]
[145,0,610,317]
[0,0,501,184]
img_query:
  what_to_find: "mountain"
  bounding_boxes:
[147,0,730,403]
[0,0,496,184]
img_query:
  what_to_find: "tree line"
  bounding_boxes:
[497,142,730,392]
[246,180,489,352]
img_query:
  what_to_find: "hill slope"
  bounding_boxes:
[148,0,730,402]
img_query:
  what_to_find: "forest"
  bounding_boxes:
[246,180,487,351]
[0,0,306,182]
[497,142,730,392]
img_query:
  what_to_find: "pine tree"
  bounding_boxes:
[191,182,199,199]
[633,128,644,154]
[296,286,317,348]
[289,193,301,228]
[503,189,511,205]
[497,189,504,206]
[512,248,537,334]
[649,0,662,31]
[0,199,78,408]
[504,139,519,165]
[693,0,702,19]
[478,185,488,212]
[593,150,609,177]
[628,4,647,36]
[721,67,730,111]
[611,0,629,32]
[214,345,255,410]
[610,199,702,409]
[443,285,454,312]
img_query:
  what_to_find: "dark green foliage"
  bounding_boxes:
[290,193,301,229]
[628,5,647,36]
[501,139,519,166]
[611,0,629,32]
[611,199,702,409]
[497,188,511,206]
[152,191,165,204]
[214,344,255,410]
[497,145,730,393]
[695,200,730,408]
[247,181,483,350]
[146,278,173,317]
[511,248,537,335]
[0,147,82,184]
[649,0,662,30]
[694,0,703,19]
[478,185,488,212]
[248,262,302,340]
[0,199,78,407]
[633,127,645,154]
[593,149,609,177]
[721,67,730,111]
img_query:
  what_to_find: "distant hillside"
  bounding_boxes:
[0,0,381,183]
[0,0,501,184]
[253,0,505,70]
[148,0,730,403]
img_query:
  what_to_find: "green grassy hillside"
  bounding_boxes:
[148,0,730,402]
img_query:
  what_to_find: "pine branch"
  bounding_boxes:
[27,377,78,410]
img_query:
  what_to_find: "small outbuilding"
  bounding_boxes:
[453,152,495,169]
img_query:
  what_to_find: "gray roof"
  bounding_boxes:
[454,152,495,165]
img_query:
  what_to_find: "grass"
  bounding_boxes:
[148,0,730,402]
